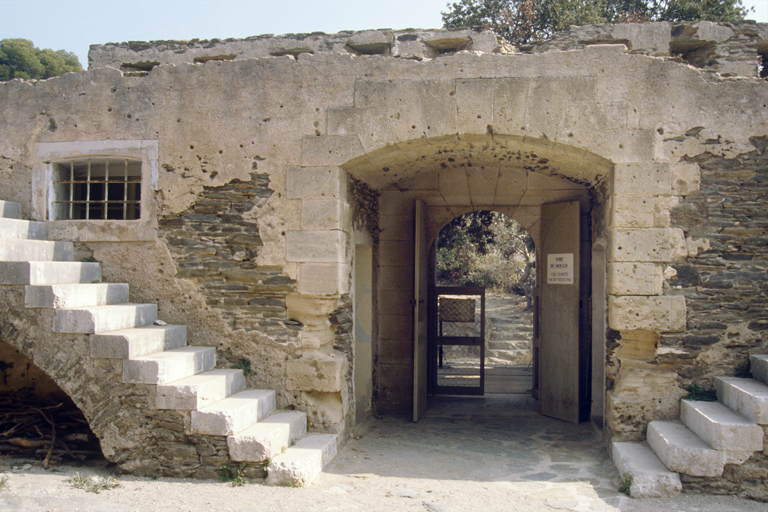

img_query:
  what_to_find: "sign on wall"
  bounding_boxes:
[547,253,574,284]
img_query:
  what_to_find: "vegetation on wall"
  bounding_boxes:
[442,0,751,44]
[0,39,82,81]
[436,210,535,299]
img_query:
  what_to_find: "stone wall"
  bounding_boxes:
[528,21,768,79]
[0,22,767,482]
[665,140,768,383]
[89,22,768,80]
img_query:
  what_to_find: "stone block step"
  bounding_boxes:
[266,434,338,487]
[487,340,530,351]
[612,441,681,498]
[156,369,246,410]
[90,325,187,359]
[0,261,100,285]
[26,283,129,308]
[53,303,157,333]
[0,240,74,262]
[0,218,47,240]
[681,400,763,456]
[751,354,768,385]
[0,200,21,219]
[647,420,725,477]
[191,389,276,436]
[228,411,308,462]
[716,377,768,425]
[123,346,216,384]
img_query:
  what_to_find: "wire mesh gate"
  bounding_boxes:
[429,286,485,395]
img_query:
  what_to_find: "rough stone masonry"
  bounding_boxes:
[0,20,767,491]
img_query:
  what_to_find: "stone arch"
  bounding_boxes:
[0,292,212,476]
[288,128,622,418]
[279,65,701,432]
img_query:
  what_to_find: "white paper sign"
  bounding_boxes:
[547,253,574,284]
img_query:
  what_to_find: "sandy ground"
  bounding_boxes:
[1,399,765,512]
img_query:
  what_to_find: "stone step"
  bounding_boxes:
[0,218,47,240]
[53,303,157,333]
[156,369,246,410]
[0,200,21,219]
[25,283,129,308]
[0,240,74,262]
[0,261,101,285]
[123,346,216,384]
[647,420,725,477]
[487,340,530,351]
[716,377,768,425]
[90,325,187,359]
[612,441,681,498]
[681,399,763,458]
[266,434,338,487]
[228,411,308,462]
[751,354,768,385]
[191,389,276,436]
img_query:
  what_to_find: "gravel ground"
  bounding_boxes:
[1,401,765,512]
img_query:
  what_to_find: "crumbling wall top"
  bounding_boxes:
[87,28,509,71]
[87,21,768,79]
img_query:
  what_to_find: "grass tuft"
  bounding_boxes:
[618,472,633,496]
[218,463,248,487]
[68,472,120,493]
[683,383,717,401]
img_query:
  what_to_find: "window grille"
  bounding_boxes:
[51,157,141,220]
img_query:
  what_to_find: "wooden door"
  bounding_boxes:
[539,201,581,423]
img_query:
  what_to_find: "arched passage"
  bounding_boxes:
[433,210,537,396]
[0,339,103,464]
[341,133,611,425]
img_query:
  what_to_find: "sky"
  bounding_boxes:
[1,0,767,67]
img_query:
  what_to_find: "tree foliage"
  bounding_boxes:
[436,211,536,299]
[0,39,82,81]
[442,0,750,44]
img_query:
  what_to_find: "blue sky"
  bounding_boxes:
[1,0,766,67]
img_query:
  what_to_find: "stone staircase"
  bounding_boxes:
[485,294,533,366]
[0,199,336,486]
[612,355,768,498]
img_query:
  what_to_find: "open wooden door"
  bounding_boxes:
[539,200,582,423]
[413,200,429,422]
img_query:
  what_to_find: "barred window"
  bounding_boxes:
[51,157,141,220]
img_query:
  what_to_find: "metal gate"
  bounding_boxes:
[429,286,485,395]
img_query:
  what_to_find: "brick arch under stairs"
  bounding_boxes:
[0,199,336,486]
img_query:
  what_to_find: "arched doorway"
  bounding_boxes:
[432,210,536,397]
[344,134,608,426]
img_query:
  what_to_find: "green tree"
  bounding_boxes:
[0,39,82,81]
[436,211,536,303]
[442,0,750,45]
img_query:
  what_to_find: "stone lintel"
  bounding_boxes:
[609,295,686,332]
[299,262,350,295]
[607,262,663,296]
[286,230,345,263]
[286,167,345,200]
[671,162,701,195]
[301,136,364,167]
[609,228,687,263]
[613,163,671,196]
[286,352,345,392]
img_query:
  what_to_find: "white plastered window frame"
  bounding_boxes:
[33,140,159,242]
